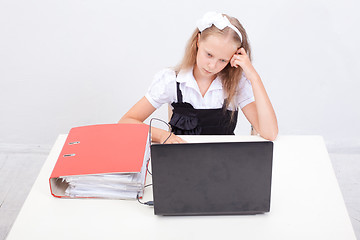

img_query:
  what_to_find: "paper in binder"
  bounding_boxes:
[49,123,150,199]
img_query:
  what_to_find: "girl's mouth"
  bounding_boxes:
[204,68,212,74]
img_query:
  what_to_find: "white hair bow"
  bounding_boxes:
[196,12,242,43]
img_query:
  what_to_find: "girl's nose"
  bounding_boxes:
[208,59,217,70]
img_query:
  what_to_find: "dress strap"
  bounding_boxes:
[176,82,183,103]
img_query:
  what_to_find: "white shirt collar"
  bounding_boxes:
[176,67,223,93]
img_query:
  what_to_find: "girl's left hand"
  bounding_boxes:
[230,48,258,79]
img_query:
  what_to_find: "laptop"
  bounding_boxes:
[150,141,273,216]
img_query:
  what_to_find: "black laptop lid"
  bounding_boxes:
[150,141,273,216]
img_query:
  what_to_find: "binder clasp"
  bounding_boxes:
[63,154,76,157]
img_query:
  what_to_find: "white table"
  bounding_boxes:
[6,135,356,240]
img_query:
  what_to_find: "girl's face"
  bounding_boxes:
[195,33,238,78]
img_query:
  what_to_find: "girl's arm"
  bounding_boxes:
[119,96,186,143]
[231,48,278,141]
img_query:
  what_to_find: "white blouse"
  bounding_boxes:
[145,68,255,110]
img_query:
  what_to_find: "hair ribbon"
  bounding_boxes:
[196,12,242,43]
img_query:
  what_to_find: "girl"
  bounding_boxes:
[119,12,278,143]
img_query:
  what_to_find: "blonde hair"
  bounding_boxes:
[175,14,251,111]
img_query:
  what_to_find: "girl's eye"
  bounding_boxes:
[207,53,212,57]
[220,59,227,63]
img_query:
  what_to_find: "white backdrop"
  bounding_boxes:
[1,0,359,150]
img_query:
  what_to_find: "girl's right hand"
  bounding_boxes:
[160,132,187,144]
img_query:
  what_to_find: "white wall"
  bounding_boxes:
[1,0,359,149]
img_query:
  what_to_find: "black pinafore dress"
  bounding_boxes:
[169,82,238,135]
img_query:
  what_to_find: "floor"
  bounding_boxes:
[0,145,359,240]
[0,145,49,240]
[330,152,360,238]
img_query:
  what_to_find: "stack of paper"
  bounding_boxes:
[63,174,143,199]
[49,124,150,200]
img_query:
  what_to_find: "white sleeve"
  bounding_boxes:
[145,68,177,109]
[236,74,255,109]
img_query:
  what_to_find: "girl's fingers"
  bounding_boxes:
[230,57,235,67]
[231,55,241,68]
[173,136,186,143]
[231,48,251,69]
[164,134,186,144]
[230,54,239,67]
[236,47,246,56]
[231,48,246,68]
